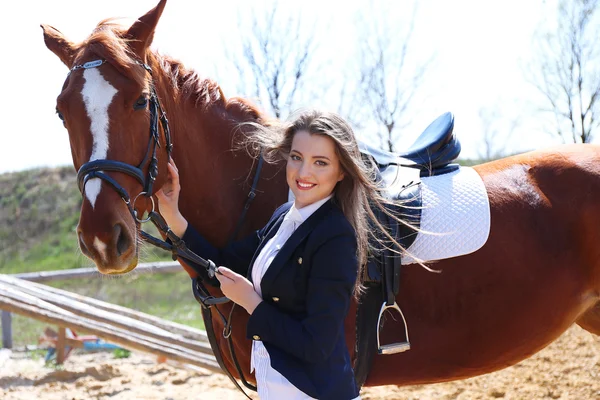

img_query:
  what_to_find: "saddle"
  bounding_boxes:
[353,112,461,388]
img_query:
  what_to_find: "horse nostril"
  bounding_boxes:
[113,223,131,257]
[78,233,91,257]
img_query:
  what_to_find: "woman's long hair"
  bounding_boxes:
[240,109,424,296]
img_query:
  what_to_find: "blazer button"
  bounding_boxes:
[272,297,280,302]
[298,257,303,264]
[252,335,260,340]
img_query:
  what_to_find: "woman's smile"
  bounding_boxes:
[296,180,316,190]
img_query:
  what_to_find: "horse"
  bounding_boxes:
[41,0,600,390]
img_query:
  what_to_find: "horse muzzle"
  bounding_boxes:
[77,221,138,273]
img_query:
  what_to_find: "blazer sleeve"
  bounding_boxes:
[177,202,292,285]
[181,225,261,282]
[246,232,358,363]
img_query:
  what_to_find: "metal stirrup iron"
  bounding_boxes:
[376,301,410,354]
[377,214,411,355]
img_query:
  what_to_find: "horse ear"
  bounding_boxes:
[126,0,167,58]
[41,24,76,68]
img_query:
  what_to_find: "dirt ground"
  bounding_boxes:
[1,325,598,400]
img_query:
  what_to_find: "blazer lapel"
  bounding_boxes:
[260,200,334,296]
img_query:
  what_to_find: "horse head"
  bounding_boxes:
[41,0,170,273]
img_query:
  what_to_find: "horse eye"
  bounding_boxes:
[56,109,65,121]
[134,96,148,110]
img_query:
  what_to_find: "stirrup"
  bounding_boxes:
[376,301,411,355]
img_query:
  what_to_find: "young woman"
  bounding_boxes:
[157,109,407,400]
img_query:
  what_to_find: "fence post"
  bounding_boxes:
[1,311,12,349]
[56,326,66,364]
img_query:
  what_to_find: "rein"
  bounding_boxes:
[72,59,260,396]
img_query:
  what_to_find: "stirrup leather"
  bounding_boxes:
[376,301,411,355]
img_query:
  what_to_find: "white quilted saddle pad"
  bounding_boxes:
[401,166,490,265]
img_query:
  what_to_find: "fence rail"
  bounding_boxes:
[13,261,183,282]
[0,262,221,373]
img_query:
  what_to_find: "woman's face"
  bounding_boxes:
[286,130,345,209]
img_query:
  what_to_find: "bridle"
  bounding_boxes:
[75,60,172,224]
[70,59,260,397]
[72,58,241,299]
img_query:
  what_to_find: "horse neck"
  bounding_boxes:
[148,55,288,247]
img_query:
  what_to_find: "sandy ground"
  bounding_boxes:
[1,325,599,400]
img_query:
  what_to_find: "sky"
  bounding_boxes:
[1,0,558,174]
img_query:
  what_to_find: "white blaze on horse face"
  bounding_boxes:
[81,68,118,208]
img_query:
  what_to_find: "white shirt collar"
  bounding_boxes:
[285,194,333,226]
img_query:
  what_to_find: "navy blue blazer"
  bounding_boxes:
[182,199,360,400]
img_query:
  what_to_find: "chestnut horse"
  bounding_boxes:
[42,0,600,389]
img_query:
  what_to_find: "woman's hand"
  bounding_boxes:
[216,267,263,314]
[156,158,188,237]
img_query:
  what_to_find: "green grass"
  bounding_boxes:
[25,348,48,361]
[2,219,81,273]
[0,166,82,273]
[113,348,131,359]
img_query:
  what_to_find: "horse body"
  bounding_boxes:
[368,147,600,385]
[42,0,600,388]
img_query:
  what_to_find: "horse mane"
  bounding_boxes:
[74,19,266,123]
[155,57,267,123]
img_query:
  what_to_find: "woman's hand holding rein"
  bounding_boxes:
[216,267,263,314]
[157,158,263,315]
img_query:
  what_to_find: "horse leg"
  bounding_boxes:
[577,301,600,336]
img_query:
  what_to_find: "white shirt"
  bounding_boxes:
[250,195,358,400]
[250,195,332,297]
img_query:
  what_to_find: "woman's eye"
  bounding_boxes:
[134,96,148,110]
[315,160,328,166]
[290,154,301,161]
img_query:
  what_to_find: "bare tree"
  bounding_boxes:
[477,106,520,161]
[528,0,600,143]
[356,2,435,152]
[225,3,318,119]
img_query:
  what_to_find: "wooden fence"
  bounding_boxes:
[12,261,183,282]
[0,262,221,373]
